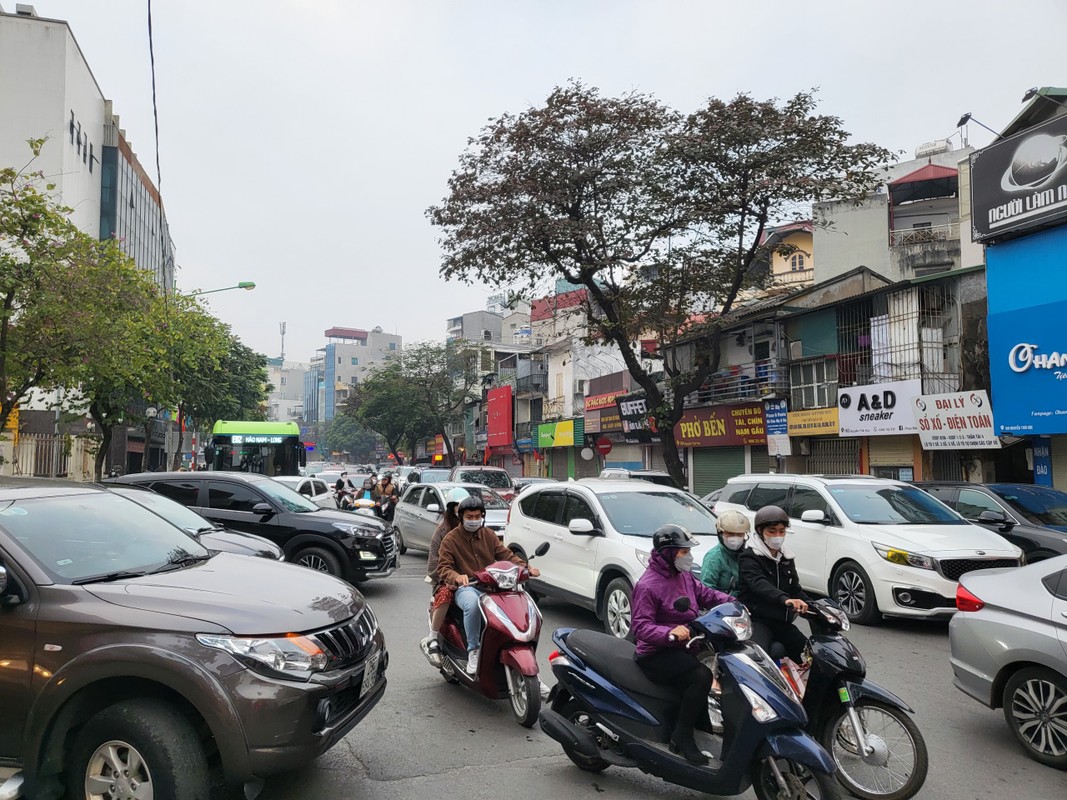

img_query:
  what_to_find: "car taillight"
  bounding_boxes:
[506,504,512,524]
[956,584,985,612]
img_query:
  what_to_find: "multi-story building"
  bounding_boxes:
[265,358,309,423]
[318,327,402,422]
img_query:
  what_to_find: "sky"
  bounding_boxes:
[16,0,1066,364]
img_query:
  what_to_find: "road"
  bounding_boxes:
[257,551,1067,800]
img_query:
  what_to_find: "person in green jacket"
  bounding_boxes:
[700,509,751,595]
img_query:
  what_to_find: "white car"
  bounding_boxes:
[504,480,716,639]
[272,475,335,509]
[714,474,1022,624]
[393,482,510,554]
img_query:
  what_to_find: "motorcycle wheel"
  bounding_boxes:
[505,665,541,728]
[557,700,610,773]
[820,699,928,800]
[750,757,843,800]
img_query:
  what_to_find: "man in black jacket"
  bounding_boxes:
[737,505,813,662]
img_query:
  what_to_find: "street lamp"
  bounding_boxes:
[183,281,256,297]
[955,113,999,138]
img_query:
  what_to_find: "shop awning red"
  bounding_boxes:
[888,164,958,205]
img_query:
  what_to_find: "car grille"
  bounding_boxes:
[937,558,1019,582]
[312,609,378,669]
[381,531,397,558]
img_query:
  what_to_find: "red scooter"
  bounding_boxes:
[421,543,549,727]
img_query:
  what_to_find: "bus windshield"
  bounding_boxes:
[208,421,306,477]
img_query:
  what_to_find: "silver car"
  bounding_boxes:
[949,554,1067,769]
[394,482,510,553]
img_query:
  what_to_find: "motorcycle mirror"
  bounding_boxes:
[533,542,550,557]
[673,596,691,612]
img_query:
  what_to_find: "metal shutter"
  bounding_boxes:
[749,446,770,474]
[550,449,570,480]
[869,436,915,467]
[605,443,644,469]
[692,447,745,496]
[1051,436,1067,491]
[809,439,860,474]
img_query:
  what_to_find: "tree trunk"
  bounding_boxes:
[89,404,113,481]
[441,428,456,467]
[171,405,186,471]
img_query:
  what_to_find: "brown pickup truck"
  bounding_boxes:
[0,478,387,800]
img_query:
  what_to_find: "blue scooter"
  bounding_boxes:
[539,601,842,800]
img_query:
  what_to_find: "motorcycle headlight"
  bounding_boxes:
[820,603,851,631]
[873,542,935,571]
[196,633,328,680]
[740,684,779,723]
[486,564,520,590]
[723,610,752,641]
[332,522,381,539]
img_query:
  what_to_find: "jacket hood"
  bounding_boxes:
[748,531,795,561]
[649,548,684,576]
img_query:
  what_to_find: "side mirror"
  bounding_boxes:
[977,509,1013,529]
[534,542,551,557]
[0,565,21,607]
[801,509,830,524]
[568,518,596,535]
[427,504,441,513]
[673,596,691,612]
[252,502,275,517]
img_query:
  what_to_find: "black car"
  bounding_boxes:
[915,481,1067,562]
[107,471,398,583]
[103,483,285,561]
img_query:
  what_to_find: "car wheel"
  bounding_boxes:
[831,561,880,625]
[602,577,634,640]
[393,526,407,555]
[67,698,209,800]
[1003,666,1067,769]
[294,546,343,576]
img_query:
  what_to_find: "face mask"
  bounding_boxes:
[723,535,745,551]
[463,519,482,532]
[675,553,695,572]
[765,535,786,551]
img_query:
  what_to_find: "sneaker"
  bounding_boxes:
[466,648,480,675]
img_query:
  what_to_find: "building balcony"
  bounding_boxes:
[515,421,534,442]
[772,268,815,286]
[516,373,548,398]
[543,396,566,420]
[682,359,789,407]
[889,223,962,276]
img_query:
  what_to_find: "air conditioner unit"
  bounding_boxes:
[573,378,587,396]
[789,340,804,360]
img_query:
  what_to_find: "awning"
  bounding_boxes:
[889,164,958,205]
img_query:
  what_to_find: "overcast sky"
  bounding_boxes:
[20,0,1066,363]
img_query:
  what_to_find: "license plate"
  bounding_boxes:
[361,651,380,697]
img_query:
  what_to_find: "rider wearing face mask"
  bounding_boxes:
[737,505,812,663]
[631,525,736,765]
[700,510,751,594]
[436,494,540,675]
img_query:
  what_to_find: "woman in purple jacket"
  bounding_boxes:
[632,524,736,765]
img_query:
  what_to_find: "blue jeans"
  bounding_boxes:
[454,586,484,652]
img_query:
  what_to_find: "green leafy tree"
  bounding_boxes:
[343,360,436,464]
[321,414,378,462]
[430,84,891,485]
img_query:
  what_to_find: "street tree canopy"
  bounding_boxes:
[430,83,892,485]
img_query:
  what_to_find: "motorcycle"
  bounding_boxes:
[771,599,928,800]
[420,542,550,728]
[539,599,841,800]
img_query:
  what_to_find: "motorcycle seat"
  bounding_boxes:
[566,629,682,702]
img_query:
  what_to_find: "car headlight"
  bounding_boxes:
[196,633,328,680]
[636,551,651,568]
[873,542,935,571]
[332,522,381,538]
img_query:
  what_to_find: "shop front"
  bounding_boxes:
[786,407,856,474]
[837,379,923,480]
[674,402,767,495]
[584,389,640,469]
[537,418,589,480]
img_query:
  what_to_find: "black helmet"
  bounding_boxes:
[457,494,485,516]
[753,505,789,533]
[652,524,698,552]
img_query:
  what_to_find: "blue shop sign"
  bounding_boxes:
[764,399,789,436]
[1032,437,1053,487]
[988,299,1067,435]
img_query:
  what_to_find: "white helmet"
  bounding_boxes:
[715,510,751,536]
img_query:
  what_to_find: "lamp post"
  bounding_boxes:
[183,281,256,297]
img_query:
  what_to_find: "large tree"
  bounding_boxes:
[342,360,436,464]
[430,84,891,485]
[321,414,379,463]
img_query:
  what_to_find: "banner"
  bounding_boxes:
[674,403,766,447]
[487,385,513,446]
[616,392,659,443]
[584,391,624,411]
[837,379,921,436]
[764,399,791,457]
[538,419,576,448]
[913,390,1001,450]
[787,407,839,436]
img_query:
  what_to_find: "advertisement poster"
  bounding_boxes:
[674,403,766,448]
[537,419,575,448]
[486,385,513,447]
[763,399,791,457]
[787,407,840,436]
[615,392,660,443]
[913,390,1001,450]
[837,379,921,436]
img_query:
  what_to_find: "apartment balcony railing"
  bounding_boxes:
[516,373,548,397]
[682,359,789,407]
[772,268,815,285]
[543,396,566,420]
[890,222,959,246]
[515,421,534,442]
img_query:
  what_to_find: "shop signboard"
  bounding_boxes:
[913,390,1001,450]
[988,299,1067,435]
[1033,436,1053,487]
[584,391,624,411]
[836,379,921,436]
[971,113,1067,243]
[616,392,660,443]
[487,385,513,446]
[538,419,576,448]
[764,399,791,457]
[787,407,840,436]
[674,403,766,448]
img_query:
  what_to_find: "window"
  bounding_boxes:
[746,483,791,512]
[403,487,425,506]
[297,481,313,497]
[790,358,839,410]
[913,222,932,229]
[312,480,328,496]
[389,342,397,351]
[149,480,200,507]
[351,357,359,366]
[721,482,755,506]
[921,486,957,505]
[790,253,806,271]
[754,340,771,361]
[421,488,443,510]
[207,481,264,513]
[788,486,830,520]
[827,485,967,525]
[89,143,93,172]
[337,356,341,364]
[532,492,567,525]
[281,376,286,385]
[562,495,597,527]
[956,489,1003,520]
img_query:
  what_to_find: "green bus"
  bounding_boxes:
[206,420,306,476]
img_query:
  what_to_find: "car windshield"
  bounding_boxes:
[636,474,679,488]
[418,470,451,484]
[464,487,509,510]
[0,492,210,582]
[989,484,1067,529]
[456,469,513,489]
[109,487,214,533]
[828,485,967,525]
[597,491,718,538]
[251,478,320,513]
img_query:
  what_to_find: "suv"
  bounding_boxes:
[394,482,510,553]
[0,479,387,799]
[504,480,717,638]
[448,466,516,501]
[597,468,679,488]
[714,474,1022,624]
[915,482,1067,562]
[107,471,398,583]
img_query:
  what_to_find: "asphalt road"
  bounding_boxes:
[256,552,1067,800]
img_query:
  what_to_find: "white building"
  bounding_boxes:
[314,327,403,422]
[266,359,309,423]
